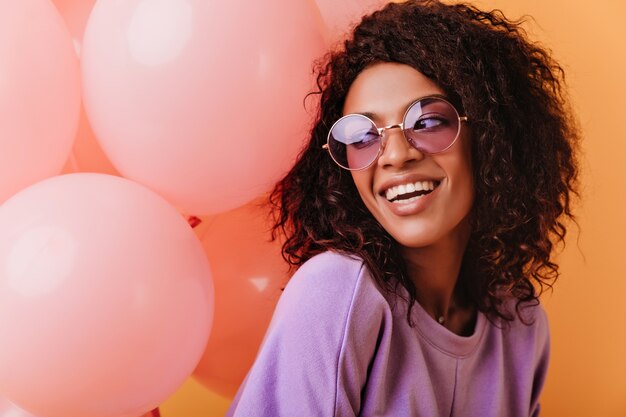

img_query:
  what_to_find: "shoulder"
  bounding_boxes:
[291,251,365,284]
[497,299,550,353]
[274,251,388,321]
[507,299,549,330]
[228,252,392,416]
[521,301,550,347]
[280,251,381,309]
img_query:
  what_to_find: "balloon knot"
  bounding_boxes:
[187,215,202,228]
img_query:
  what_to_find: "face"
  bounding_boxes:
[343,62,474,249]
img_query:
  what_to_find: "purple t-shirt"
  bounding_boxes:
[227,251,549,417]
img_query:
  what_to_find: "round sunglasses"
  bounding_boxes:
[322,96,468,170]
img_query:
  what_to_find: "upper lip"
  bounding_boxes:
[377,174,444,196]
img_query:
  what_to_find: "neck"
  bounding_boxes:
[400,218,472,326]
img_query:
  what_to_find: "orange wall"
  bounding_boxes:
[160,1,626,416]
[467,2,626,416]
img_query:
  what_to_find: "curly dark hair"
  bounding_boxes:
[269,0,579,324]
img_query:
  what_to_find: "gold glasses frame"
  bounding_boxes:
[322,95,469,171]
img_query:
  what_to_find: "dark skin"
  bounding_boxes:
[345,62,477,335]
[272,1,579,329]
[402,220,477,336]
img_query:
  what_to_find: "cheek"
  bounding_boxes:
[453,162,475,220]
[350,170,381,218]
[453,156,474,197]
[455,164,475,218]
[460,147,475,204]
[457,175,475,218]
[448,134,473,190]
[350,170,375,200]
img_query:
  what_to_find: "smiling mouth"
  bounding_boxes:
[383,180,441,203]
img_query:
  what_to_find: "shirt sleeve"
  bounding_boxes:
[226,252,389,417]
[530,306,550,417]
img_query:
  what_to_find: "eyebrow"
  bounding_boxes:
[353,93,449,120]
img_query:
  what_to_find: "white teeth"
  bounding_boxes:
[383,180,438,201]
[385,188,395,201]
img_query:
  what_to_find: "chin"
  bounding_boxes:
[381,215,471,250]
[384,225,440,249]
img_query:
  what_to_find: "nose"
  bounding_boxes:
[377,125,425,168]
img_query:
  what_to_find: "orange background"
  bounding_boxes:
[159,1,626,416]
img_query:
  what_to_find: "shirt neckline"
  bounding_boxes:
[411,297,488,358]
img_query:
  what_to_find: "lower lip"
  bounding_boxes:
[381,184,441,216]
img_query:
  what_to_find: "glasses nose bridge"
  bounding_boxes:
[378,122,405,147]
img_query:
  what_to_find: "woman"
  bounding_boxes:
[227,1,579,416]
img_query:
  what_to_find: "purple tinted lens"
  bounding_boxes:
[328,114,380,169]
[403,98,460,153]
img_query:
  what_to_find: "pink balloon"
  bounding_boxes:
[0,0,81,203]
[81,0,326,215]
[314,0,388,44]
[193,199,287,397]
[64,104,122,176]
[1,393,159,417]
[0,397,34,417]
[50,0,120,176]
[0,174,214,417]
[51,0,96,54]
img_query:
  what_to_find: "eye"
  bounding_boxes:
[350,129,380,149]
[412,113,450,132]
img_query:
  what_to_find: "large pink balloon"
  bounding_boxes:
[0,0,81,203]
[314,0,388,44]
[1,396,157,417]
[52,0,121,176]
[81,0,325,215]
[193,199,287,397]
[51,0,96,53]
[0,397,34,417]
[62,104,122,176]
[0,398,161,417]
[0,174,214,417]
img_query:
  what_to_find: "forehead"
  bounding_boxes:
[343,62,445,121]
